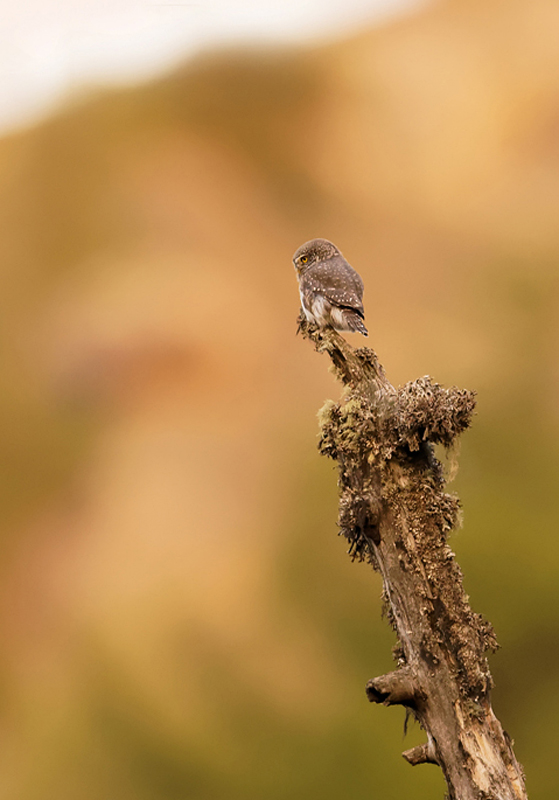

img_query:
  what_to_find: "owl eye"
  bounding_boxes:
[300,256,308,264]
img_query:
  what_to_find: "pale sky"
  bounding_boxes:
[0,0,423,134]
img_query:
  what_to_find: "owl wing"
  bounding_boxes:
[309,258,365,317]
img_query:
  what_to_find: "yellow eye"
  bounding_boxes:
[300,256,308,264]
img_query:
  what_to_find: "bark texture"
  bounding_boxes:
[301,320,527,800]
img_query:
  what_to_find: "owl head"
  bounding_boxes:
[293,238,340,272]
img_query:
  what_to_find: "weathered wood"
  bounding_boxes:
[300,319,527,800]
[403,741,439,766]
[365,668,419,707]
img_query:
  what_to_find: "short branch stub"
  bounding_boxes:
[403,741,439,767]
[366,669,419,707]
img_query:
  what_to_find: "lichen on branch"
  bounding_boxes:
[299,318,527,800]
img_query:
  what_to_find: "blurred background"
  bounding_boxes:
[0,0,558,797]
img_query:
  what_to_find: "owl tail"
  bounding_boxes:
[344,310,369,337]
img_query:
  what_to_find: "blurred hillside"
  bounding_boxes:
[0,0,558,797]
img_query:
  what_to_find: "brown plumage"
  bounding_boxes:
[292,238,368,336]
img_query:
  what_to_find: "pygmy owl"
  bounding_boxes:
[293,238,368,336]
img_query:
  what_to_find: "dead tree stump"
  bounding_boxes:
[300,319,527,800]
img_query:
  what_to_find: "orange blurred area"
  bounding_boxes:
[0,0,558,797]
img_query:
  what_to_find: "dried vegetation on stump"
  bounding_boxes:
[300,318,527,800]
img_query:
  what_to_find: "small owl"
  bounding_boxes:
[293,238,368,336]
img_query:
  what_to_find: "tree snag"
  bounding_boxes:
[300,319,528,800]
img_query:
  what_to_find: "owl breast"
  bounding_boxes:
[300,291,345,329]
